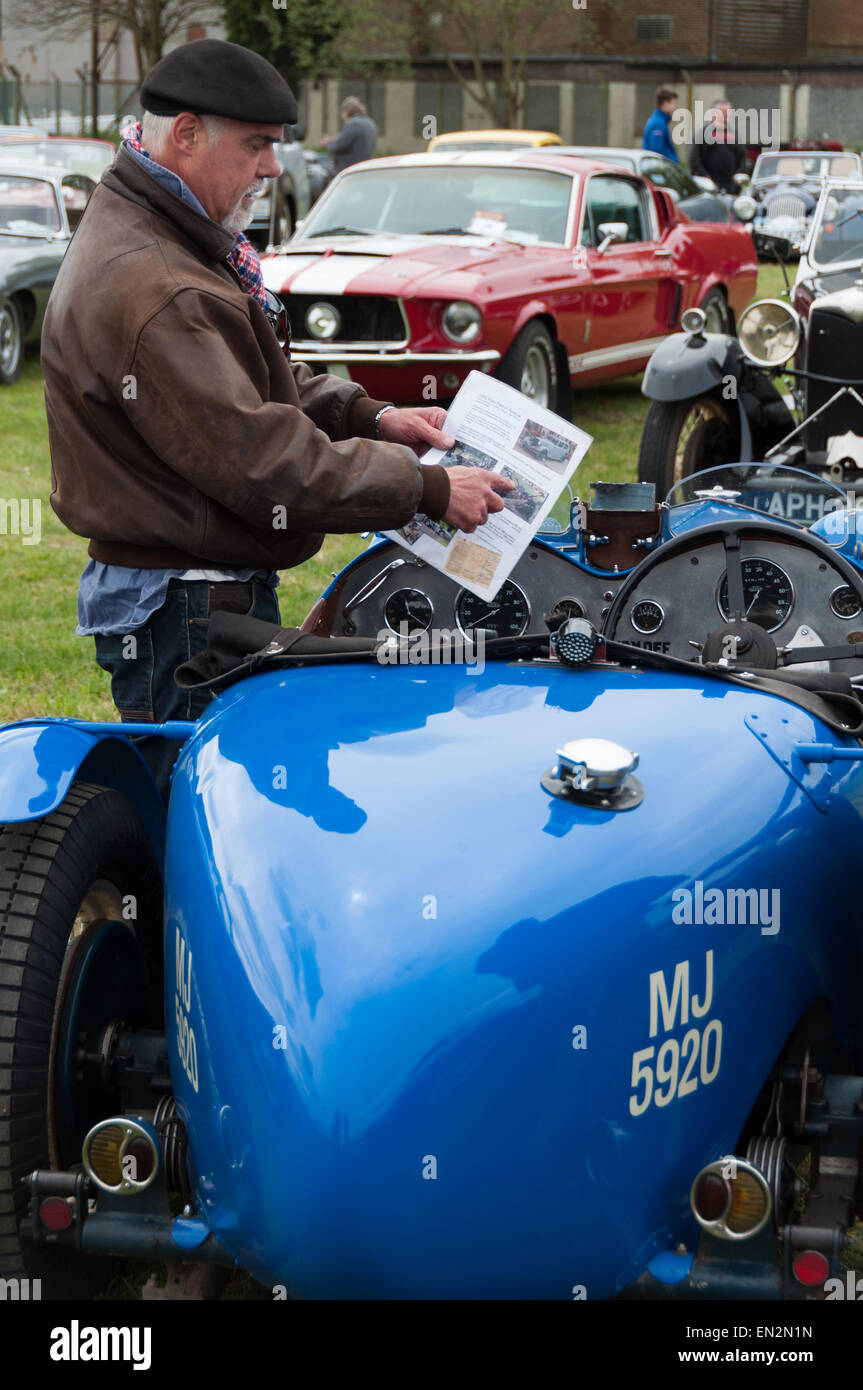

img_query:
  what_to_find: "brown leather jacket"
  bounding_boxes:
[41,146,449,570]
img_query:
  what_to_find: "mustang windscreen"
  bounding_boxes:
[300,166,574,246]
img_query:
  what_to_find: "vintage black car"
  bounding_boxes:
[638,180,863,495]
[741,151,862,257]
[0,160,95,384]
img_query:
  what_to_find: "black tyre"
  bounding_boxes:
[638,392,741,498]
[496,320,561,414]
[0,783,162,1297]
[700,287,733,334]
[272,186,294,246]
[0,297,23,385]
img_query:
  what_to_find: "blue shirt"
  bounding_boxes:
[76,142,277,638]
[642,108,679,164]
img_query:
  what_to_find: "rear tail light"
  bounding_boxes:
[792,1250,830,1287]
[39,1196,73,1231]
[82,1117,160,1194]
[690,1157,771,1240]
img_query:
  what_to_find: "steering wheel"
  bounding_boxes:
[602,519,863,670]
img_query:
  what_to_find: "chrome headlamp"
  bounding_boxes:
[441,301,482,344]
[305,301,341,341]
[737,298,801,367]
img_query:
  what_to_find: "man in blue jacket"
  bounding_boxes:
[642,86,679,164]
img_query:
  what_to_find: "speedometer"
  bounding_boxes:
[455,582,530,638]
[717,557,794,633]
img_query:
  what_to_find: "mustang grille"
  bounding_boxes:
[764,194,807,220]
[285,294,406,344]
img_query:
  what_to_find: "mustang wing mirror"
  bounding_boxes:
[596,221,629,253]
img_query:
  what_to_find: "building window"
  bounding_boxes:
[712,0,808,57]
[414,80,463,139]
[636,16,673,42]
[524,84,560,134]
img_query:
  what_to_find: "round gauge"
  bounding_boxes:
[383,588,433,634]
[455,581,530,638]
[547,596,585,628]
[830,584,862,620]
[631,600,665,634]
[717,558,794,633]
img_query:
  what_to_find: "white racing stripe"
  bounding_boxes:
[288,254,388,295]
[260,255,318,290]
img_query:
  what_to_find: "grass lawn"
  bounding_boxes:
[0,262,785,723]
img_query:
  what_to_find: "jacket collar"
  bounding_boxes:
[103,145,236,262]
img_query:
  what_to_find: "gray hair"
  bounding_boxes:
[340,97,366,120]
[140,111,228,157]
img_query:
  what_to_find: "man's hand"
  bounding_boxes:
[377,406,455,456]
[442,465,515,533]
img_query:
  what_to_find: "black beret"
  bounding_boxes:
[142,39,297,124]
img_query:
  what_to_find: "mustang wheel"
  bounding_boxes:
[496,320,560,414]
[0,783,162,1296]
[638,392,740,496]
[699,288,733,335]
[0,297,23,385]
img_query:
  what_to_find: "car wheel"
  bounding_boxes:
[0,297,23,385]
[638,393,740,496]
[272,187,294,246]
[699,288,732,335]
[496,321,560,414]
[0,783,163,1297]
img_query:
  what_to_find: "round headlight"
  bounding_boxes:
[681,306,706,336]
[738,298,801,367]
[441,301,482,344]
[305,301,341,341]
[733,194,758,222]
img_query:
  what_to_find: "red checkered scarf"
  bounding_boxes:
[123,121,268,311]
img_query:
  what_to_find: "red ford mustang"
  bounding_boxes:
[260,151,758,417]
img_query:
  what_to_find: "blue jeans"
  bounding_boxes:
[94,577,281,793]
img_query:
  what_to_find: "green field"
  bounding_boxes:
[0,263,784,723]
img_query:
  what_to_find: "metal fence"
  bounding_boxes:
[0,76,141,135]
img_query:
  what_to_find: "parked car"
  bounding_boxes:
[245,128,311,252]
[555,146,734,224]
[638,179,863,495]
[426,128,562,152]
[741,151,862,257]
[0,136,115,183]
[3,463,863,1300]
[303,146,334,205]
[0,161,95,383]
[260,151,758,415]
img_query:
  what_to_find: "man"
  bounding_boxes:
[41,41,509,789]
[321,96,377,173]
[690,100,745,194]
[642,87,679,164]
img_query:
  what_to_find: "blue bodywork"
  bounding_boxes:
[4,489,863,1298]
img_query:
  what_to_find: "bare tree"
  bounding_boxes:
[11,0,214,84]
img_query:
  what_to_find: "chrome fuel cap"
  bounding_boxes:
[542,738,643,811]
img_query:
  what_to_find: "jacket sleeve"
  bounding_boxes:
[287,357,388,440]
[123,287,445,534]
[689,141,707,178]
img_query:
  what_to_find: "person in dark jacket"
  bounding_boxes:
[690,101,745,193]
[40,41,509,790]
[642,86,679,164]
[321,97,378,173]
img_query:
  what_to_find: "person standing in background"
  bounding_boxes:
[321,97,378,172]
[642,87,679,163]
[690,101,746,193]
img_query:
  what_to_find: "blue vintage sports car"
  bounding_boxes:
[1,463,862,1300]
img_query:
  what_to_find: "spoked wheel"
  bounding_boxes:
[700,288,733,335]
[496,320,560,414]
[638,392,740,496]
[0,297,23,385]
[0,783,162,1297]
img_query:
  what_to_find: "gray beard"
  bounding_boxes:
[220,200,256,235]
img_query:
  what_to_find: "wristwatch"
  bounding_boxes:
[374,405,396,439]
